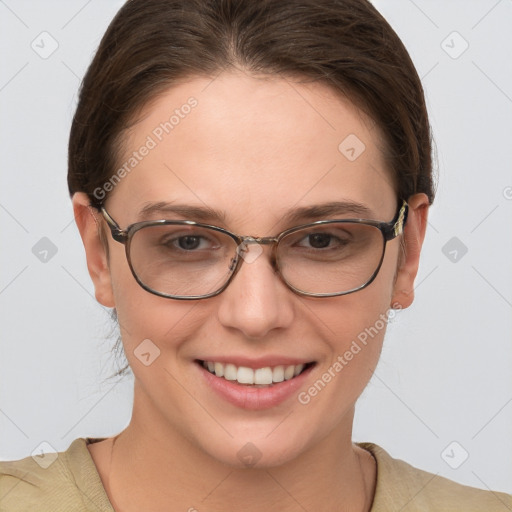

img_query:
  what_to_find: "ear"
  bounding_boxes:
[72,192,115,308]
[391,193,430,309]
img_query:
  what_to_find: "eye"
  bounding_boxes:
[174,234,206,251]
[294,229,351,250]
[161,230,219,251]
[304,233,339,249]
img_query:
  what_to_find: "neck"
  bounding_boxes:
[95,395,376,512]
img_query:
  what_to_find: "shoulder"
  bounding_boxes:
[0,438,113,512]
[358,442,512,512]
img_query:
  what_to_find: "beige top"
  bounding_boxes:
[0,438,510,511]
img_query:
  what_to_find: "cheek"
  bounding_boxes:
[311,240,397,349]
[113,285,197,356]
[310,284,391,381]
[107,246,196,356]
[296,246,398,409]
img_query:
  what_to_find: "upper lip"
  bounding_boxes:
[196,356,315,369]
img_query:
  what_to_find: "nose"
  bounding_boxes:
[216,244,294,339]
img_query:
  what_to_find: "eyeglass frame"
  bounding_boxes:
[98,200,409,300]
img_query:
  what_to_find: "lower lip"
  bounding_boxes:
[197,362,315,410]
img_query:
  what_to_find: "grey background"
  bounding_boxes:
[0,0,511,495]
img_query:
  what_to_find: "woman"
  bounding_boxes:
[1,0,510,510]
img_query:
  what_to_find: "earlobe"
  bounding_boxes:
[72,192,115,308]
[391,193,430,310]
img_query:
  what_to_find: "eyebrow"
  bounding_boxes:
[137,200,375,225]
[139,202,227,223]
[282,201,375,223]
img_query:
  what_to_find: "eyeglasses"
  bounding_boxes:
[99,201,408,300]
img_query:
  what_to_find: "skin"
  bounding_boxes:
[74,68,429,511]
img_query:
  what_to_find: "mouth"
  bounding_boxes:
[196,360,315,387]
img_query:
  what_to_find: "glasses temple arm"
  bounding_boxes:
[100,206,128,243]
[383,200,408,240]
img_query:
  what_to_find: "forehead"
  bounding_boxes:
[109,70,396,228]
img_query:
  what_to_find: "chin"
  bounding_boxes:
[193,424,316,470]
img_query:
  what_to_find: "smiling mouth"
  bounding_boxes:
[196,360,315,387]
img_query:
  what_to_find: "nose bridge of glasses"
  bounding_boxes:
[236,235,278,256]
[234,235,279,267]
[239,235,278,246]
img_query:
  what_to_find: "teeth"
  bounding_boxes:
[284,365,295,380]
[224,363,237,381]
[294,364,304,376]
[237,366,254,384]
[202,361,308,385]
[273,365,284,383]
[254,367,273,385]
[214,362,224,377]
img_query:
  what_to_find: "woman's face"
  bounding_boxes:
[76,69,427,468]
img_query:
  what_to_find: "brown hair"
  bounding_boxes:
[68,0,435,209]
